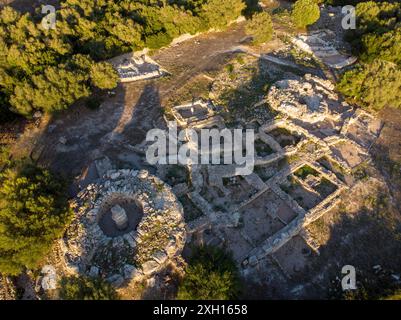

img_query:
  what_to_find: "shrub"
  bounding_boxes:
[145,32,174,50]
[85,96,104,110]
[59,276,119,300]
[337,60,401,111]
[200,0,246,30]
[177,245,240,300]
[89,62,119,90]
[382,289,401,300]
[346,1,401,65]
[0,0,253,118]
[291,0,320,28]
[245,12,274,44]
[0,163,72,275]
[359,30,401,65]
[9,66,91,116]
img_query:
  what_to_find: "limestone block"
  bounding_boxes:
[41,265,57,291]
[107,274,124,288]
[123,264,142,280]
[111,205,128,230]
[142,260,160,275]
[89,266,99,277]
[94,157,113,178]
[152,250,168,264]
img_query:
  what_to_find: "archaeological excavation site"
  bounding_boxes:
[1,0,400,303]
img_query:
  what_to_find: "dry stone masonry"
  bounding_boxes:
[60,169,186,287]
[153,70,382,273]
[292,30,357,69]
[267,74,344,124]
[112,53,167,83]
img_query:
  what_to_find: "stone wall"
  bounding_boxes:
[60,169,186,288]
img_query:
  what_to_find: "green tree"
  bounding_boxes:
[346,1,401,65]
[199,0,246,30]
[0,0,258,119]
[59,275,119,300]
[382,289,401,300]
[177,245,240,300]
[89,62,119,90]
[291,0,320,28]
[337,60,401,111]
[10,66,91,115]
[245,11,274,44]
[0,163,72,275]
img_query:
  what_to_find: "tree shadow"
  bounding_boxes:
[369,107,401,207]
[306,195,401,299]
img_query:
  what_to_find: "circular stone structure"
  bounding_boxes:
[267,74,343,123]
[61,169,186,287]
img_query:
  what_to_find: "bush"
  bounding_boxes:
[200,0,246,30]
[245,12,274,44]
[291,0,320,28]
[177,245,240,300]
[346,1,401,65]
[89,62,119,90]
[145,33,174,50]
[337,1,401,113]
[382,289,401,300]
[85,96,104,110]
[337,60,401,111]
[359,30,401,65]
[0,163,72,275]
[0,0,254,118]
[59,276,119,300]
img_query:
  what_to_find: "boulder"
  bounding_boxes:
[152,250,168,265]
[94,157,113,178]
[107,274,124,288]
[59,137,67,144]
[40,265,57,291]
[41,275,57,291]
[142,260,160,275]
[89,266,99,277]
[248,256,258,266]
[123,264,142,280]
[111,205,128,230]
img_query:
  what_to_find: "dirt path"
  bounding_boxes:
[29,22,256,179]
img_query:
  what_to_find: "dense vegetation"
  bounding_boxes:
[177,245,240,300]
[337,1,401,111]
[291,0,320,28]
[338,59,401,110]
[334,267,401,300]
[59,275,119,300]
[346,1,401,65]
[0,163,72,275]
[0,0,251,119]
[245,11,273,44]
[322,0,399,6]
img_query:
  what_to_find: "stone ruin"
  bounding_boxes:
[267,74,344,124]
[143,70,383,276]
[114,54,167,83]
[292,30,357,69]
[111,205,128,230]
[60,169,186,288]
[291,5,358,70]
[48,46,384,296]
[171,99,225,129]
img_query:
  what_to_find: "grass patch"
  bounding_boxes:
[294,165,319,179]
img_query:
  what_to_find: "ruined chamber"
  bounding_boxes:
[60,169,186,287]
